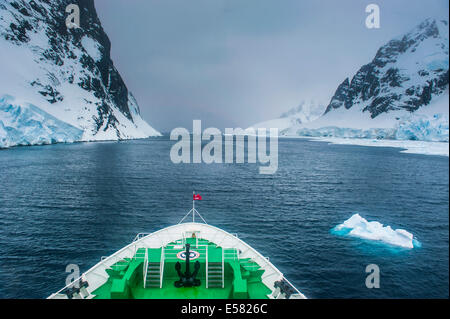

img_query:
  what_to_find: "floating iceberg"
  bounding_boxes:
[332,214,420,249]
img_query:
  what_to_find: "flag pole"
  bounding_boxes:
[192,191,195,223]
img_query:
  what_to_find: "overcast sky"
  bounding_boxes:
[95,0,448,132]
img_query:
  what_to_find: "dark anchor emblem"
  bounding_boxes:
[174,243,201,287]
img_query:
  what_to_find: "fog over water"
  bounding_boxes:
[95,0,448,131]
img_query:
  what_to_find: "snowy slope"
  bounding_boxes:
[324,18,448,117]
[248,100,326,131]
[282,19,449,143]
[0,0,160,148]
[283,91,449,141]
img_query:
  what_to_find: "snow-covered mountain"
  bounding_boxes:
[248,100,326,131]
[283,18,449,142]
[325,18,448,117]
[287,91,448,141]
[0,0,160,148]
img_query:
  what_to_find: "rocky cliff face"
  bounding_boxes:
[0,0,159,147]
[325,18,449,118]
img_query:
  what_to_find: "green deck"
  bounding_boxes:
[92,237,271,299]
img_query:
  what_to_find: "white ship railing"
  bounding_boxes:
[100,255,129,267]
[159,247,164,288]
[143,248,148,288]
[206,246,209,288]
[223,248,239,261]
[133,233,150,242]
[222,249,225,288]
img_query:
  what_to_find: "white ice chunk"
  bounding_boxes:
[332,213,418,249]
[302,137,449,157]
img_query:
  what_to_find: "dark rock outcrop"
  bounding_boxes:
[325,19,449,118]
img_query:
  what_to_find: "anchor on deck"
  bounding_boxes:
[174,243,201,287]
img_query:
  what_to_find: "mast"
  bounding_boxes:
[178,192,207,224]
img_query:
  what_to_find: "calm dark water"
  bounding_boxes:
[0,137,448,298]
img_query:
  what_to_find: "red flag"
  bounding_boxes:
[193,194,202,200]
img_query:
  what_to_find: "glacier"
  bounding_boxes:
[332,214,420,249]
[0,95,83,148]
[280,93,449,156]
[0,0,161,149]
[287,114,449,142]
[251,19,449,155]
[394,113,448,142]
[283,90,449,141]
